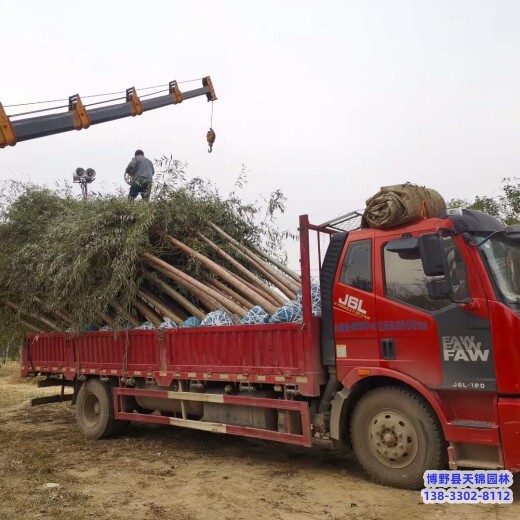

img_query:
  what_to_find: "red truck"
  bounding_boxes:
[21,210,520,489]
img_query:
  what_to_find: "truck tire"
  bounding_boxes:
[350,386,446,489]
[76,378,122,440]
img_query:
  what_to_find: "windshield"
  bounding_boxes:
[478,234,520,304]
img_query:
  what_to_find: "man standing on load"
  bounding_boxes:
[126,149,155,201]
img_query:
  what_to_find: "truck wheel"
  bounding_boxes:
[350,386,446,489]
[76,378,122,439]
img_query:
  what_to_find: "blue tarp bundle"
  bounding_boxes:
[159,318,178,329]
[241,306,270,325]
[269,300,303,323]
[97,283,320,331]
[296,282,322,317]
[181,316,203,328]
[136,321,155,330]
[310,282,321,317]
[201,310,234,327]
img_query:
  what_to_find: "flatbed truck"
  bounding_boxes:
[22,210,520,489]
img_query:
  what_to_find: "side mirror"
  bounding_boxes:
[418,234,448,276]
[418,233,453,299]
[426,278,452,300]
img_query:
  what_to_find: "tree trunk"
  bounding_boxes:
[226,242,298,299]
[2,299,61,332]
[204,283,248,318]
[19,318,49,333]
[143,271,206,320]
[33,296,74,325]
[209,279,254,309]
[160,234,278,314]
[237,245,300,296]
[197,232,286,306]
[111,301,141,327]
[233,273,284,308]
[129,296,163,327]
[137,288,184,325]
[209,221,301,283]
[97,311,116,328]
[207,224,300,295]
[146,264,221,314]
[144,253,247,318]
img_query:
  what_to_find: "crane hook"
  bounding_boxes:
[207,128,216,153]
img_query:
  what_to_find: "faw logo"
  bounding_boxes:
[442,336,490,362]
[335,294,370,320]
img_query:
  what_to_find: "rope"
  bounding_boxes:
[7,88,169,117]
[4,97,70,108]
[83,95,126,108]
[3,80,201,109]
[8,103,70,118]
[123,328,129,383]
[178,78,203,84]
[139,87,169,99]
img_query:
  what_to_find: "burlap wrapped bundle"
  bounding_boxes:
[361,183,446,229]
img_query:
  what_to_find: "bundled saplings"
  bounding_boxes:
[0,174,299,353]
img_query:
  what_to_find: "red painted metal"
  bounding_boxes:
[299,215,313,334]
[21,213,520,470]
[341,366,451,433]
[488,302,520,394]
[447,425,500,445]
[22,217,327,397]
[498,399,520,472]
[339,368,501,446]
[332,216,520,471]
[26,333,68,371]
[164,324,307,375]
[113,387,312,447]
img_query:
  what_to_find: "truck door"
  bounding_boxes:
[374,233,495,391]
[373,233,441,386]
[332,235,380,369]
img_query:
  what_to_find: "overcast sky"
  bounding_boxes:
[1,0,519,267]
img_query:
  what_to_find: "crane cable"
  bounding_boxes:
[4,78,203,117]
[206,101,216,153]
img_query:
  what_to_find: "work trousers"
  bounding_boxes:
[128,177,153,201]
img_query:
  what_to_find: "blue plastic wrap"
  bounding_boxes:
[200,310,234,327]
[295,282,321,317]
[136,321,155,330]
[180,316,202,328]
[240,306,270,325]
[269,300,303,323]
[159,318,178,329]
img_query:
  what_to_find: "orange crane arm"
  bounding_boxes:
[0,77,217,148]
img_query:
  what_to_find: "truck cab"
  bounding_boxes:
[323,208,520,487]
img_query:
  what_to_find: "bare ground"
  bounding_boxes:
[0,362,518,520]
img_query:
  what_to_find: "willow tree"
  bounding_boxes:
[0,160,295,357]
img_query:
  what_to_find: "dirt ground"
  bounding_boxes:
[0,363,518,520]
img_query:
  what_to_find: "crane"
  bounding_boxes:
[0,77,217,148]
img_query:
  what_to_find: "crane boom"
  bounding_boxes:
[0,77,217,148]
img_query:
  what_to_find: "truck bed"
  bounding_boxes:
[22,318,326,396]
[22,216,328,398]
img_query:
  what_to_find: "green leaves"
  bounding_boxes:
[0,161,292,358]
[446,177,520,225]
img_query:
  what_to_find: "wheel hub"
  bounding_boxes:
[83,393,102,428]
[368,409,419,469]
